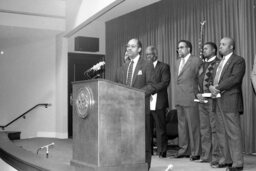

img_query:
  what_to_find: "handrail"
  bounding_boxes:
[0,103,51,130]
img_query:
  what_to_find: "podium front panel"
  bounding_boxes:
[71,79,147,171]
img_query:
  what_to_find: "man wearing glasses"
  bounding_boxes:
[174,40,202,161]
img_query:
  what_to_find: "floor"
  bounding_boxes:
[2,138,254,171]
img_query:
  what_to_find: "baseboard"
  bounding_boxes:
[36,132,68,139]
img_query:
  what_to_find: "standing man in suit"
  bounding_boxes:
[115,38,156,170]
[145,45,170,158]
[174,40,202,160]
[209,37,245,171]
[197,42,220,164]
[251,54,256,91]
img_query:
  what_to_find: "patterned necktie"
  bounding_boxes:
[203,62,215,92]
[126,60,134,86]
[213,57,226,86]
[178,58,185,75]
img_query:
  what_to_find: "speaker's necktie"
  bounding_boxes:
[213,56,226,86]
[126,60,134,86]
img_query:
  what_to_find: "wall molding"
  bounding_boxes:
[37,132,68,139]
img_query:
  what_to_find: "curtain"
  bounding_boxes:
[105,0,256,153]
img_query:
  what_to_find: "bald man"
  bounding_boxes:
[209,37,245,171]
[145,45,170,158]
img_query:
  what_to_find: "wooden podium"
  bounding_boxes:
[71,79,147,171]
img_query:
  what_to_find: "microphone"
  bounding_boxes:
[84,68,92,76]
[37,142,55,158]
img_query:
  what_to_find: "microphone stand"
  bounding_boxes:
[36,142,55,158]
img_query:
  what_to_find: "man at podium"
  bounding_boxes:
[115,38,156,170]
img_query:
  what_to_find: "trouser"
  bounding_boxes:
[198,99,219,162]
[215,101,243,167]
[150,108,167,154]
[176,105,201,156]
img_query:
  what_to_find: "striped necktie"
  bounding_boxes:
[126,60,134,86]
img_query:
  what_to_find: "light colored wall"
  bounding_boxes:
[0,0,65,139]
[0,35,57,139]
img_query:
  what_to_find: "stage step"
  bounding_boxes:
[1,131,21,141]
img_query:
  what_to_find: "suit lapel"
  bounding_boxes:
[178,55,192,77]
[176,59,181,79]
[131,57,142,86]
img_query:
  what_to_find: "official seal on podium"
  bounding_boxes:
[75,87,94,118]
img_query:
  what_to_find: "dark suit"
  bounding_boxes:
[115,56,156,169]
[198,57,220,162]
[150,61,170,155]
[174,55,202,157]
[213,54,245,167]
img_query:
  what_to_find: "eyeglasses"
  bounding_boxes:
[177,46,187,50]
[145,53,154,56]
[126,44,138,49]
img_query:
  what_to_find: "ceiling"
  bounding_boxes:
[68,0,160,37]
[0,0,160,50]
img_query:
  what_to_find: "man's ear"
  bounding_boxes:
[138,47,142,53]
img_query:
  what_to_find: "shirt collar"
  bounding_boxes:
[205,56,217,62]
[153,60,158,67]
[131,54,140,63]
[182,53,191,63]
[223,52,233,60]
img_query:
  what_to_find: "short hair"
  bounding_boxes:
[204,42,217,55]
[146,45,158,57]
[178,40,192,53]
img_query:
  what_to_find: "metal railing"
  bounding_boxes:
[0,103,51,130]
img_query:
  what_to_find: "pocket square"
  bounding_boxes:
[137,70,143,75]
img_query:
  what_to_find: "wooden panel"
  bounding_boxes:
[71,79,147,171]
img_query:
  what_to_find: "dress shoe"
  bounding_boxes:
[210,161,218,167]
[226,166,243,171]
[211,163,232,168]
[198,159,209,163]
[174,154,190,158]
[190,155,200,161]
[159,152,167,158]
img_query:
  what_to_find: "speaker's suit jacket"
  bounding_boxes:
[115,56,156,97]
[153,61,170,109]
[175,55,202,106]
[214,54,245,114]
